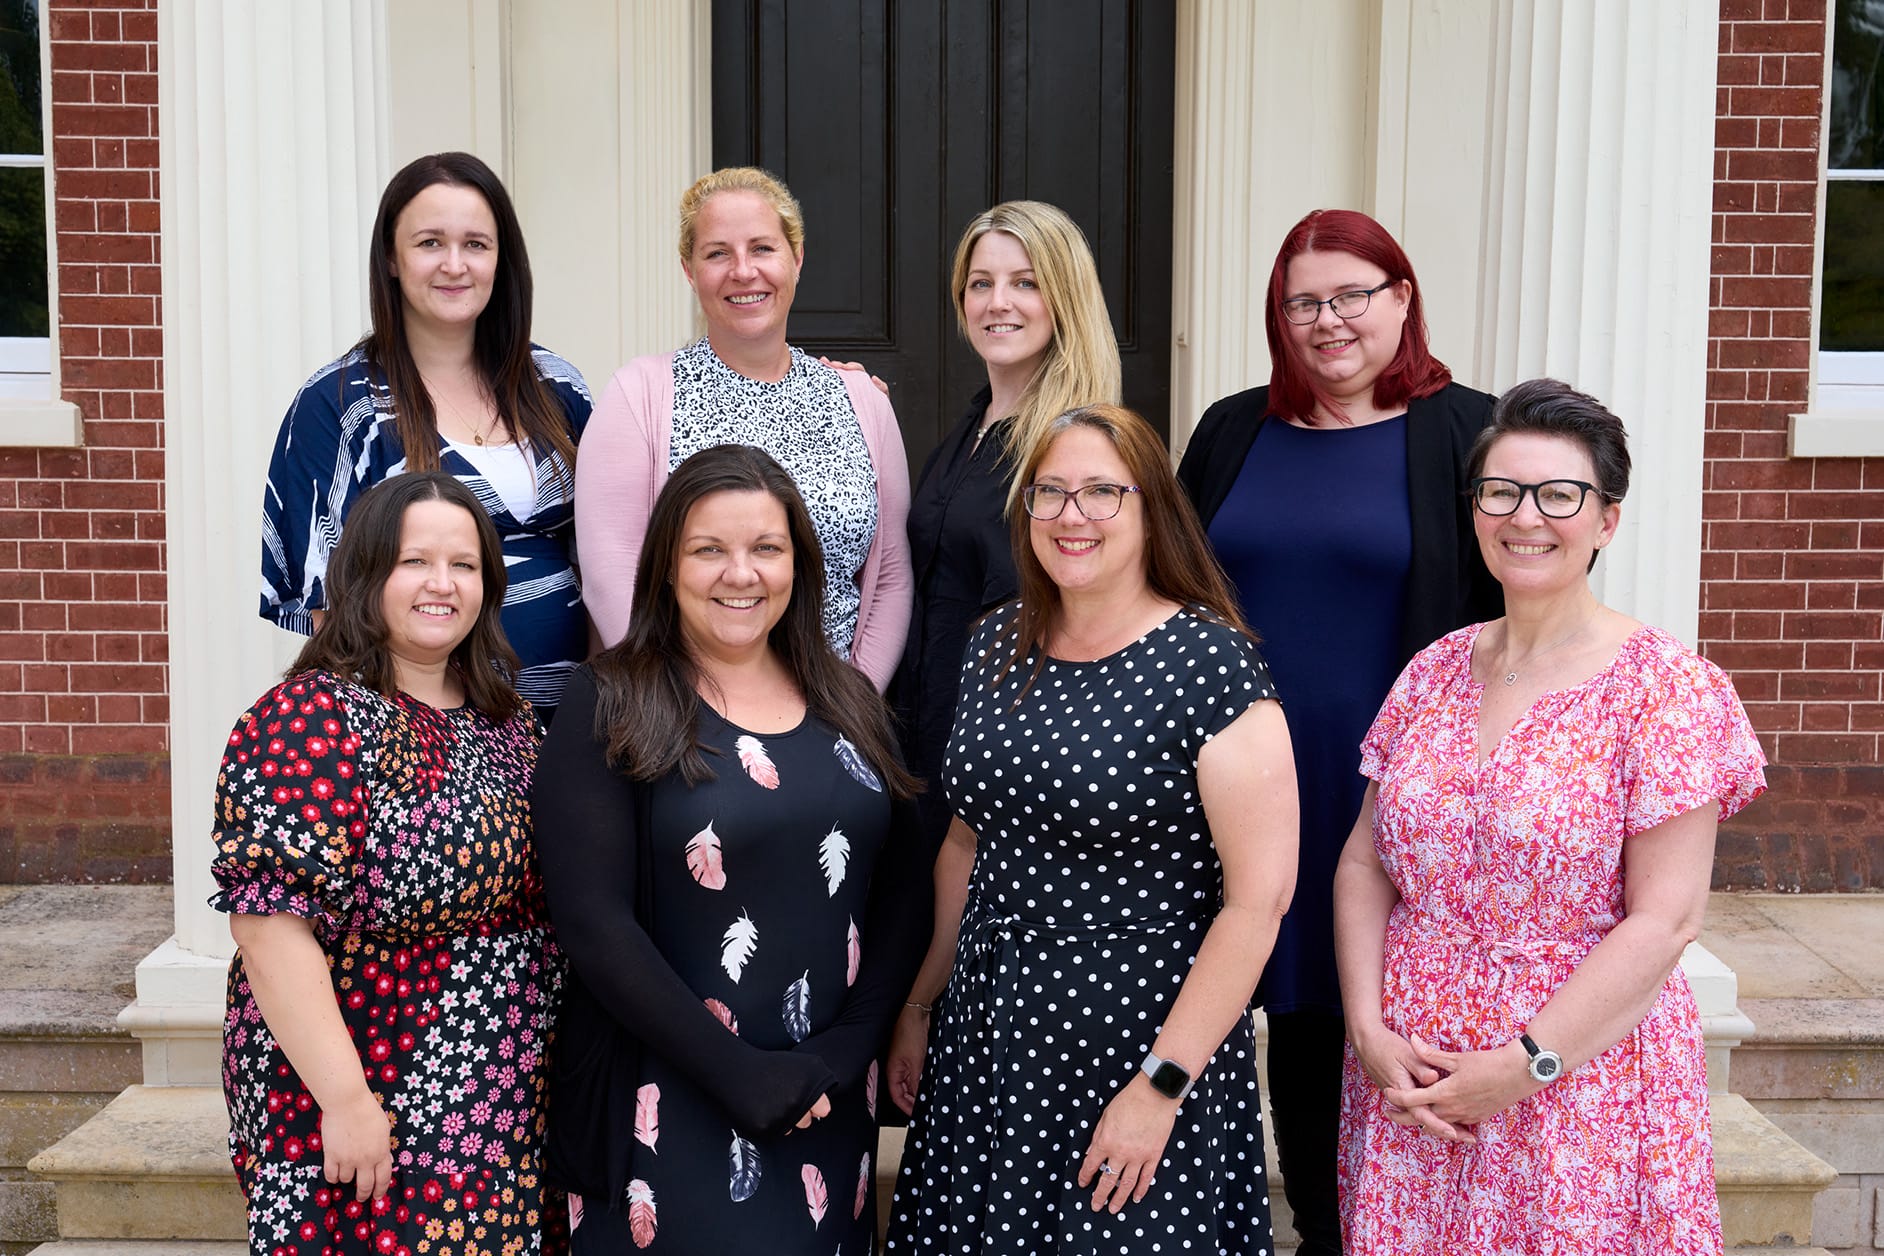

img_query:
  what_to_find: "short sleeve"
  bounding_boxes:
[1360,627,1472,780]
[1192,617,1279,743]
[209,673,366,922]
[1620,643,1768,838]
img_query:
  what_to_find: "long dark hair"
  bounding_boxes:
[996,404,1252,696]
[360,151,578,477]
[590,445,918,797]
[1265,208,1452,425]
[291,471,523,720]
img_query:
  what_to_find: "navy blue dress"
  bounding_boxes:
[260,347,592,720]
[1206,415,1410,1015]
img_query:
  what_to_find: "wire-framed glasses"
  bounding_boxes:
[1470,477,1601,518]
[1021,482,1142,521]
[1278,280,1395,325]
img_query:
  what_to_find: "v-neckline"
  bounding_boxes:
[1467,622,1651,769]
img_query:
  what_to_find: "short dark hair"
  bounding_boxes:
[1469,378,1632,502]
[290,471,523,720]
[1469,379,1631,573]
[590,444,917,797]
[360,151,577,478]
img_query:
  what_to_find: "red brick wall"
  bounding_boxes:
[1704,0,1884,890]
[0,0,169,882]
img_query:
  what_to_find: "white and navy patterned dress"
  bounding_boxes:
[668,338,877,658]
[260,347,592,720]
[887,604,1279,1256]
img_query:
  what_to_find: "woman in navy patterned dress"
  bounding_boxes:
[215,471,563,1254]
[261,151,591,721]
[534,445,928,1253]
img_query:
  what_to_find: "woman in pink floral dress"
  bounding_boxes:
[1333,379,1766,1256]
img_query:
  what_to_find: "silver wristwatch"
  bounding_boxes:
[1519,1031,1563,1083]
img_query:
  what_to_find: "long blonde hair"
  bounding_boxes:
[949,201,1120,507]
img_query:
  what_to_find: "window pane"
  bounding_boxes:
[1831,0,1884,169]
[0,165,47,336]
[0,0,43,156]
[1822,181,1884,351]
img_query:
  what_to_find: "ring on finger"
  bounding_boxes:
[1098,1162,1118,1177]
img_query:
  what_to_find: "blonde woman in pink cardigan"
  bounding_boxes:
[576,168,911,688]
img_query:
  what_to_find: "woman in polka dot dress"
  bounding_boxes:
[885,404,1299,1255]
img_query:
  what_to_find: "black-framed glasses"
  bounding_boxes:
[1021,482,1142,521]
[1470,477,1602,518]
[1278,280,1396,325]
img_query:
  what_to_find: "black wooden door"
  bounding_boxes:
[712,0,1176,472]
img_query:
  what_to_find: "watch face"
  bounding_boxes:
[1531,1052,1562,1082]
[1147,1060,1190,1098]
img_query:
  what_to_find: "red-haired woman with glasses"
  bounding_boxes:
[1176,208,1501,1256]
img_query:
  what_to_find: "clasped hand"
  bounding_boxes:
[1361,1028,1542,1144]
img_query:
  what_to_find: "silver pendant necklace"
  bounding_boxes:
[1499,612,1597,686]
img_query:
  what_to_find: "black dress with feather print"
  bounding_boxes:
[567,707,890,1255]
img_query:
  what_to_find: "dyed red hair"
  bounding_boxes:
[1265,209,1452,425]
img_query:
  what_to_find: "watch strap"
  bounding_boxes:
[1140,1049,1194,1100]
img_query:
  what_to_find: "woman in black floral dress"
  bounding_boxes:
[213,470,563,1255]
[534,444,928,1254]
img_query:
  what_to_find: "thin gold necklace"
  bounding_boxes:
[428,376,502,446]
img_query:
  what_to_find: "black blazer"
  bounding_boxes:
[1176,381,1504,669]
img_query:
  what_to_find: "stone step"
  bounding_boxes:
[1731,997,1884,1102]
[27,1244,245,1255]
[1728,996,1884,1248]
[0,884,175,1242]
[25,1086,244,1244]
[1713,1092,1838,1248]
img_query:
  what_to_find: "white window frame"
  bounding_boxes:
[1797,4,1884,456]
[0,0,81,445]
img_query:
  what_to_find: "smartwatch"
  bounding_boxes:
[1141,1049,1194,1101]
[1519,1032,1563,1084]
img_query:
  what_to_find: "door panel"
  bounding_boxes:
[713,0,1174,471]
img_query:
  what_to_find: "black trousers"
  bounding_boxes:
[1266,1008,1347,1256]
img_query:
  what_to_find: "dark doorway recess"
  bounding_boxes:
[712,0,1176,473]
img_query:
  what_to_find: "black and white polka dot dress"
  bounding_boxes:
[886,604,1280,1255]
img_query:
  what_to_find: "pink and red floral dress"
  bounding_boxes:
[1338,624,1766,1256]
[211,671,563,1255]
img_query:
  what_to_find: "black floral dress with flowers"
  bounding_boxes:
[211,670,564,1256]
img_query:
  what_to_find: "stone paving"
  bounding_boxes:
[1702,892,1884,1254]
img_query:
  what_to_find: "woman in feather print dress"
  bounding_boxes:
[534,444,929,1254]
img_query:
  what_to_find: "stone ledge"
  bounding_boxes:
[26,1087,243,1244]
[1713,1092,1839,1248]
[0,1094,114,1171]
[1742,998,1884,1046]
[27,1087,229,1182]
[24,1244,245,1255]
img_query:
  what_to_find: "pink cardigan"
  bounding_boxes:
[575,350,913,690]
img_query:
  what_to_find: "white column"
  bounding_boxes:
[510,0,709,388]
[145,0,390,1085]
[1170,0,1369,451]
[1474,0,1720,641]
